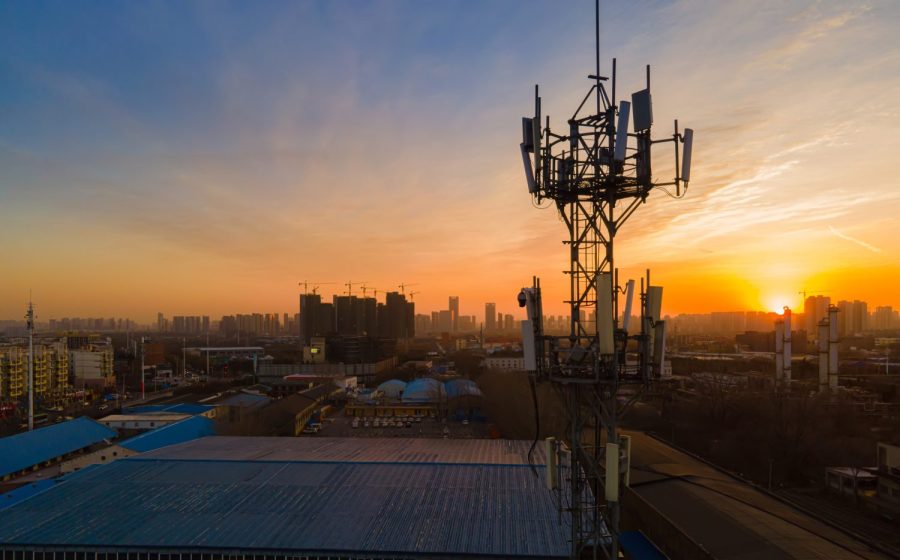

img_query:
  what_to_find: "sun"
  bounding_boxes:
[764,297,792,314]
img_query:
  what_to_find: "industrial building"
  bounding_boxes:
[0,437,571,558]
[0,417,116,483]
[345,377,485,419]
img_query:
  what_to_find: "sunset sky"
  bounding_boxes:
[2,0,899,323]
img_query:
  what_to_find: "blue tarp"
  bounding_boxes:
[0,417,116,479]
[445,378,483,399]
[402,378,446,403]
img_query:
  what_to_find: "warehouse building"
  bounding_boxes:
[0,436,573,558]
[0,417,116,483]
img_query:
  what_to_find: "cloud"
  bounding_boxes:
[828,226,882,254]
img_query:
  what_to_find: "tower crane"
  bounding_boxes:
[346,280,369,296]
[298,281,335,295]
[408,291,420,301]
[398,282,419,295]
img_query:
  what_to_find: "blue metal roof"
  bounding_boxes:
[445,378,484,399]
[402,377,445,403]
[0,417,117,479]
[619,531,666,560]
[0,458,569,557]
[119,416,215,453]
[0,480,57,511]
[122,403,214,415]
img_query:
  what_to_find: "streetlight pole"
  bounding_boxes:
[140,336,145,401]
[26,300,34,432]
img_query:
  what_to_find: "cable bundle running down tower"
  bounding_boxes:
[517,4,693,558]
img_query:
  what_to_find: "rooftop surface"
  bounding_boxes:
[119,416,215,453]
[626,430,886,559]
[99,413,192,423]
[0,438,567,558]
[121,403,215,415]
[0,417,116,479]
[142,436,547,465]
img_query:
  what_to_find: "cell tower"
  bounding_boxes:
[517,2,693,558]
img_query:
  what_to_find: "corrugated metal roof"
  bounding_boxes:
[218,393,271,410]
[141,436,548,465]
[0,458,569,557]
[119,416,215,453]
[122,403,214,415]
[0,417,116,479]
[0,479,57,511]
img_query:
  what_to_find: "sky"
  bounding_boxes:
[2,0,900,323]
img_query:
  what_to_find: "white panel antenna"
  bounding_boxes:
[520,143,537,194]
[596,272,615,355]
[681,128,694,183]
[521,319,537,371]
[622,279,635,331]
[605,442,620,502]
[614,101,631,161]
[646,286,663,323]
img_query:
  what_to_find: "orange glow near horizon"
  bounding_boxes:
[2,2,900,324]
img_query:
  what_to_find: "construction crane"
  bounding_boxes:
[298,281,335,295]
[398,282,419,295]
[345,280,368,296]
[408,291,420,301]
[360,284,379,299]
[798,289,830,301]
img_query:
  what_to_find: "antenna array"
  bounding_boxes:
[517,3,693,557]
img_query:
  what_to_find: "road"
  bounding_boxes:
[626,431,890,559]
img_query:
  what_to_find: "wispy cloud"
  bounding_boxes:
[829,226,883,254]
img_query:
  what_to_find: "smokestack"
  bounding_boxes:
[783,307,792,384]
[775,320,784,385]
[828,305,839,390]
[818,320,829,393]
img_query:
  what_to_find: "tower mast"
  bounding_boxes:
[517,1,694,557]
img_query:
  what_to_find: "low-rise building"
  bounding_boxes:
[69,342,114,389]
[0,339,70,403]
[484,351,525,371]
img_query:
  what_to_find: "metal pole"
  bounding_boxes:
[26,300,34,432]
[140,336,145,401]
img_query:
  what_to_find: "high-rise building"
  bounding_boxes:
[449,296,460,332]
[381,292,414,339]
[437,310,453,333]
[300,294,332,344]
[873,306,896,330]
[804,296,830,339]
[415,313,432,335]
[837,300,867,337]
[485,303,496,332]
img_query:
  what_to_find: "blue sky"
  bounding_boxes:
[2,1,899,320]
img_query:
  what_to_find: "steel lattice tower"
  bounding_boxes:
[517,3,693,557]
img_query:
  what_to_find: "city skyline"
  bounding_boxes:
[3,1,900,320]
[5,290,900,334]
